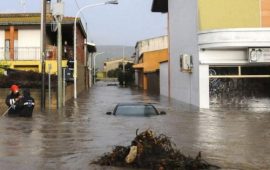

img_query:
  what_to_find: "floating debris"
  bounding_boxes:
[92,129,220,170]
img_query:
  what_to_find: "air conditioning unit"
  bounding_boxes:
[180,54,193,73]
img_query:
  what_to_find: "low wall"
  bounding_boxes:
[0,84,75,112]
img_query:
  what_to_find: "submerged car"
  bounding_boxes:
[106,103,166,116]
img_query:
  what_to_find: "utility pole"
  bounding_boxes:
[40,0,47,112]
[53,0,64,109]
[57,0,63,109]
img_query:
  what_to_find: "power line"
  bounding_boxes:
[74,0,81,9]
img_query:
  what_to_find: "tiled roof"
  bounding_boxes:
[0,13,78,25]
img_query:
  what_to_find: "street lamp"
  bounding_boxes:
[122,46,125,86]
[73,0,118,99]
[40,0,47,112]
[93,52,105,84]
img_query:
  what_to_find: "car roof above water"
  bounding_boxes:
[116,103,155,106]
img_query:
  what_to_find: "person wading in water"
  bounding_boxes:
[5,84,23,116]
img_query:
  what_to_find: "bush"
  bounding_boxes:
[0,69,58,89]
[107,68,121,78]
[118,62,135,86]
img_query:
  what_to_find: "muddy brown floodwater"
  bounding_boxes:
[0,81,269,170]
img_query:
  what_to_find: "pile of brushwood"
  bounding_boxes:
[92,129,220,170]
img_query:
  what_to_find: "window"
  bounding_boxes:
[114,105,158,116]
[5,39,10,60]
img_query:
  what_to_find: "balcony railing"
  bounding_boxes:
[0,47,40,60]
[0,46,61,61]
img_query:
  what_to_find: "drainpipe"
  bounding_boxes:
[167,10,171,98]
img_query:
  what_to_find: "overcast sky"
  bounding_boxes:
[0,0,167,46]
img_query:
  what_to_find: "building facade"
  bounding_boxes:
[134,36,168,94]
[152,0,270,108]
[0,12,94,95]
[103,57,134,73]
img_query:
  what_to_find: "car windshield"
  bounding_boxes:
[114,105,158,116]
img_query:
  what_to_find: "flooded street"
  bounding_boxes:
[0,82,270,170]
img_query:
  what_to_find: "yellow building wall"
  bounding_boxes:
[143,49,168,73]
[133,49,168,90]
[97,71,106,79]
[143,74,147,90]
[262,0,270,27]
[0,60,67,75]
[198,0,260,31]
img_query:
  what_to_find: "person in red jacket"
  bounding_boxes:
[5,84,22,116]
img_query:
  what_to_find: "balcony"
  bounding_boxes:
[0,46,62,61]
[0,47,40,60]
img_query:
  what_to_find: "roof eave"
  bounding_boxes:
[0,23,40,26]
[86,42,97,53]
[0,13,87,38]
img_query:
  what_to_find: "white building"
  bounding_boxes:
[134,35,168,93]
[104,57,134,72]
[152,0,270,109]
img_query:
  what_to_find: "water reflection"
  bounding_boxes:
[0,81,269,169]
[210,78,270,110]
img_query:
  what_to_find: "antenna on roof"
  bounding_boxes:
[19,0,27,13]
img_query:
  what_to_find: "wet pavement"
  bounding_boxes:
[0,81,270,170]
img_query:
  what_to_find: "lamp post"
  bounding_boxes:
[93,52,104,84]
[73,0,118,99]
[40,0,47,112]
[122,46,125,86]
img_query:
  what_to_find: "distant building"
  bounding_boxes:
[133,36,168,94]
[152,0,270,108]
[96,71,106,79]
[0,9,96,94]
[103,57,134,73]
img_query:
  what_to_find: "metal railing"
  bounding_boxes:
[0,47,41,60]
[0,47,65,61]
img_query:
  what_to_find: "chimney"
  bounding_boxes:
[46,0,52,14]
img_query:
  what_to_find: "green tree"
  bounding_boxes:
[107,68,121,78]
[118,62,135,86]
